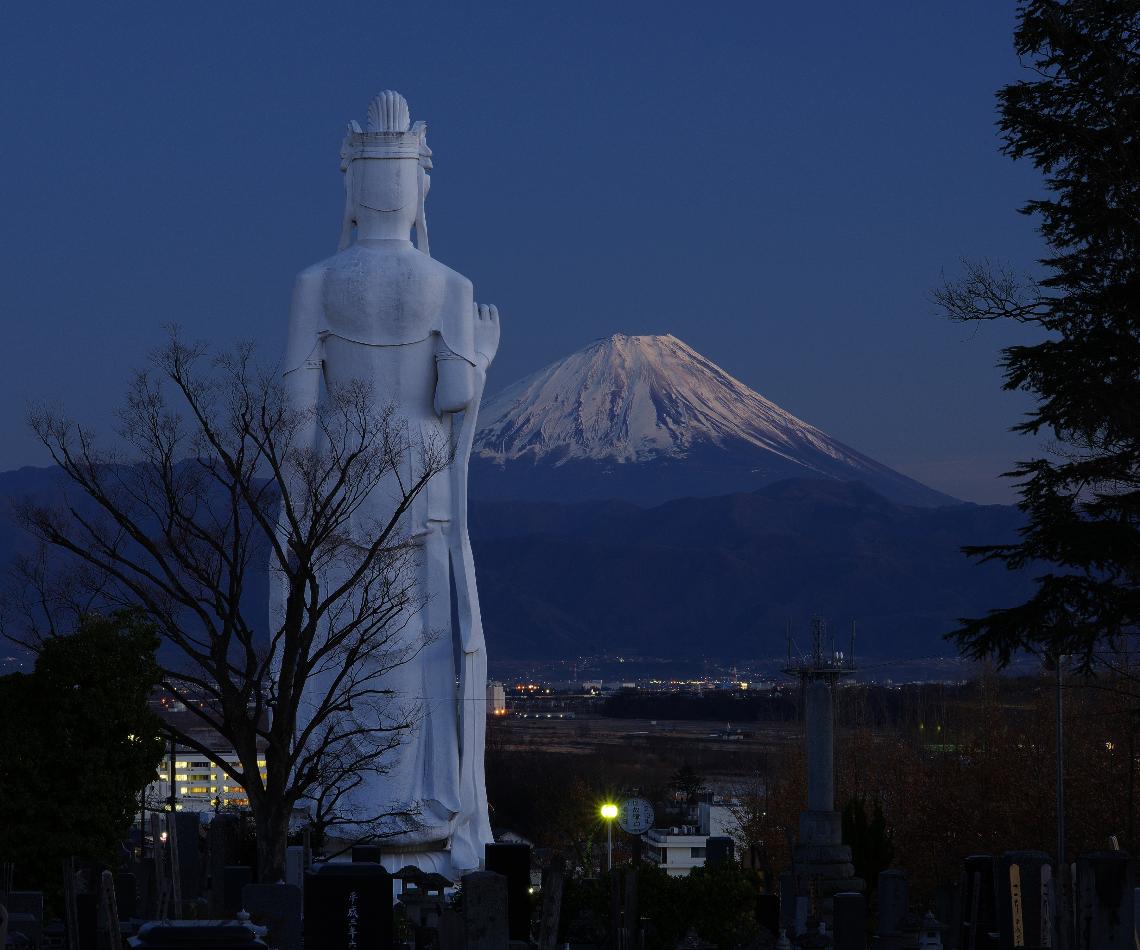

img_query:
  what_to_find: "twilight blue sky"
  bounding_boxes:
[0,2,1046,503]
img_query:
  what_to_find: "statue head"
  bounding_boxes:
[339,90,433,252]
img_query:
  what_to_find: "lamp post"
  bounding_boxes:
[600,803,618,872]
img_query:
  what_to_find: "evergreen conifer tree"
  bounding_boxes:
[935,0,1140,667]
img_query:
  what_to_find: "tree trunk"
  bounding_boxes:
[254,805,289,883]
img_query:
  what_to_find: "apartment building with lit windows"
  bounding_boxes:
[148,697,268,814]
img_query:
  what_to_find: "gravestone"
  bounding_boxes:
[351,845,383,863]
[462,871,508,950]
[878,868,909,940]
[128,919,268,948]
[173,812,203,900]
[996,851,1052,950]
[959,854,999,950]
[414,924,440,949]
[439,905,463,949]
[242,883,301,950]
[75,891,97,950]
[933,883,960,950]
[833,891,866,950]
[135,858,157,919]
[794,896,809,936]
[207,816,240,917]
[4,890,42,948]
[285,846,305,891]
[1075,851,1133,950]
[484,843,529,942]
[706,836,734,867]
[223,867,253,917]
[115,872,139,921]
[755,893,780,940]
[303,863,392,950]
[779,872,796,934]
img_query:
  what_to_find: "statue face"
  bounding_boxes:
[351,158,420,219]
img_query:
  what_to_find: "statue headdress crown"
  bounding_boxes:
[337,90,434,256]
[340,90,431,169]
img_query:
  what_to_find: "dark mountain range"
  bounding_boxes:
[469,479,1030,660]
[0,475,1025,664]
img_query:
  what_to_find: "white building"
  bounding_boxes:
[147,702,268,814]
[487,681,507,717]
[147,746,267,814]
[641,802,740,877]
[642,826,709,877]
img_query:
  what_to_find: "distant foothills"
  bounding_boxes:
[0,334,1031,665]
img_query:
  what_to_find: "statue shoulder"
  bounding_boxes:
[401,251,474,299]
[294,257,333,289]
[427,257,474,296]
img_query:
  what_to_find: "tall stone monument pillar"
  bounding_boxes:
[783,620,863,928]
[804,677,835,812]
[278,90,498,880]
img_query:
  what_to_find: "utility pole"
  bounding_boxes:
[1054,656,1064,870]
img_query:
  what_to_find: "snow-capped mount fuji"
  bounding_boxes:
[471,334,957,507]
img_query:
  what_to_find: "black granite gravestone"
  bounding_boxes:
[1075,851,1134,950]
[303,863,392,950]
[351,845,383,863]
[135,858,157,919]
[705,836,735,867]
[960,854,1000,950]
[128,920,268,948]
[173,812,203,899]
[242,883,301,950]
[484,843,530,942]
[75,891,97,950]
[223,867,254,917]
[877,868,908,940]
[207,817,240,917]
[755,893,779,940]
[834,891,866,950]
[779,871,796,935]
[933,883,961,950]
[115,872,139,921]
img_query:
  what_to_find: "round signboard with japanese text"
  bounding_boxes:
[617,797,654,835]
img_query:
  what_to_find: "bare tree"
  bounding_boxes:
[10,333,449,879]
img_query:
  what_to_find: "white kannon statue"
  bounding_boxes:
[279,90,498,877]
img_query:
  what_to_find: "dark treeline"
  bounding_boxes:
[599,679,1035,729]
[600,688,798,722]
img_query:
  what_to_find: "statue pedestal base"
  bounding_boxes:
[790,810,864,928]
[323,837,476,885]
[377,848,468,883]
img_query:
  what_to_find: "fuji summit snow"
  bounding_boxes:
[471,333,956,507]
